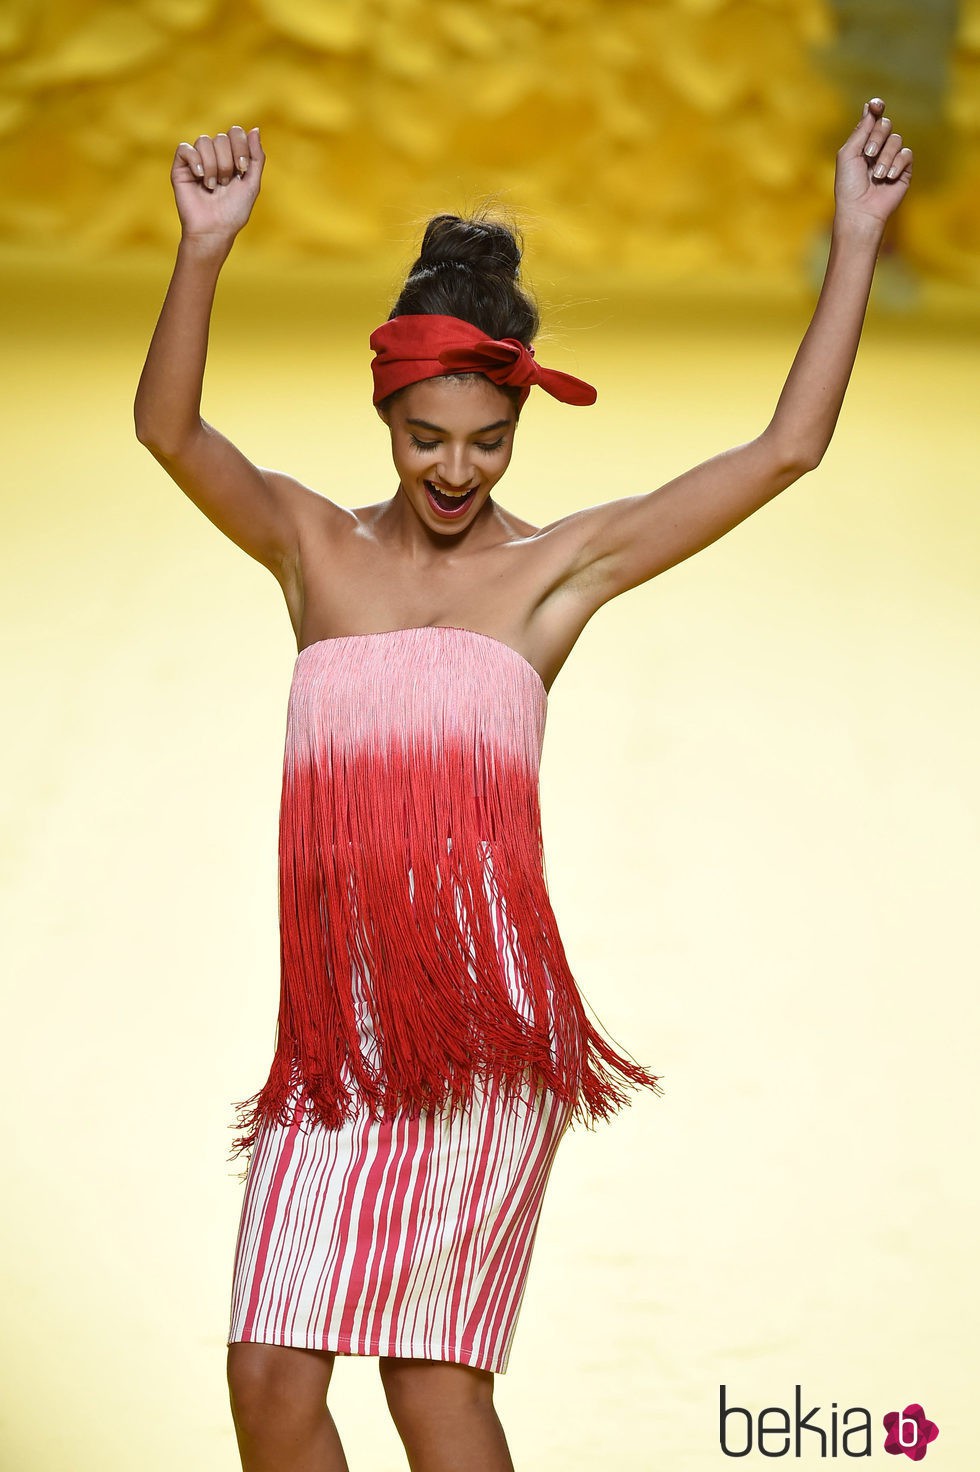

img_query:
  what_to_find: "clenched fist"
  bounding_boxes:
[171,124,265,245]
[835,98,913,230]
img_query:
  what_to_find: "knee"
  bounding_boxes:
[227,1343,330,1440]
[379,1356,495,1426]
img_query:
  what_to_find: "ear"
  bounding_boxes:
[376,404,390,425]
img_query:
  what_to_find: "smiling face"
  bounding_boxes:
[378,374,519,535]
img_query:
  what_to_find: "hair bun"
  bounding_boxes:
[385,208,540,364]
[417,213,522,281]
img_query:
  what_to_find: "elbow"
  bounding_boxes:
[760,425,826,480]
[767,453,819,492]
[133,413,189,459]
[794,448,824,476]
[764,435,823,481]
[134,425,179,462]
[133,407,158,450]
[800,434,828,472]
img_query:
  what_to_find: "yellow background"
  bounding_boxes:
[2,2,978,1469]
[2,0,980,286]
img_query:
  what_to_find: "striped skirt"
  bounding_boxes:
[226,1072,574,1374]
[228,846,579,1374]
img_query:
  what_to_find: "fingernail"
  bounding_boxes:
[207,176,216,189]
[193,162,204,176]
[873,163,886,178]
[865,143,877,157]
[862,103,869,117]
[237,155,248,173]
[886,165,899,179]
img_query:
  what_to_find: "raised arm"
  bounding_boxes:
[542,98,914,610]
[134,124,323,580]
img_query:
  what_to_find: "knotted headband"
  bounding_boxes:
[369,313,597,410]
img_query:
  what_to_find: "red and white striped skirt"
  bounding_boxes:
[228,846,580,1374]
[226,1070,574,1374]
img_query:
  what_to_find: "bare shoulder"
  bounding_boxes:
[511,499,611,604]
[268,468,350,539]
[479,500,620,690]
[267,472,357,628]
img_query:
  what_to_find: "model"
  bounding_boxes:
[133,98,912,1472]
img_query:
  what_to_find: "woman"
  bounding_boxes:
[134,99,912,1472]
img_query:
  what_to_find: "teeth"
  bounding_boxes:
[429,481,473,499]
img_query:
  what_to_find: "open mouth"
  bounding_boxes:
[424,480,478,518]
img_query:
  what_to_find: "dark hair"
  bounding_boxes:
[380,211,540,416]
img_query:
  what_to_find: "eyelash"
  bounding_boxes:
[409,435,506,454]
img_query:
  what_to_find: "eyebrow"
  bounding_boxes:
[406,418,512,435]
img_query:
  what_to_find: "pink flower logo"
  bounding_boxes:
[883,1403,939,1460]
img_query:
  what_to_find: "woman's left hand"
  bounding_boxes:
[835,97,913,230]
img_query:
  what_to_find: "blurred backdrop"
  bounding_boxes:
[0,0,971,284]
[2,4,978,1471]
[0,0,979,285]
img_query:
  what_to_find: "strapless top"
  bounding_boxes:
[230,625,662,1161]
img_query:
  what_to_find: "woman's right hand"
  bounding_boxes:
[171,124,265,247]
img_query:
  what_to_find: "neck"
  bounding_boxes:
[379,484,497,561]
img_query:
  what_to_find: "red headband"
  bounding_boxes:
[370,314,597,410]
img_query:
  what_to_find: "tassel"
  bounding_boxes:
[228,629,664,1169]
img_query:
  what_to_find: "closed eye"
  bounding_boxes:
[409,434,506,453]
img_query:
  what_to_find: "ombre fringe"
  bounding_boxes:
[229,629,663,1168]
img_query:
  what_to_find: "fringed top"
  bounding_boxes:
[229,625,663,1162]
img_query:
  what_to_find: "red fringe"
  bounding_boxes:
[229,636,664,1168]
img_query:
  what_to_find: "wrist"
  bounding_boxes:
[831,211,885,250]
[178,232,236,265]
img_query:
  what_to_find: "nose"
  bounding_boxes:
[436,446,475,487]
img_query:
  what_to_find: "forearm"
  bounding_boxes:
[133,234,235,452]
[765,215,884,471]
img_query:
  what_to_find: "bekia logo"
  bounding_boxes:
[719,1385,940,1459]
[883,1405,940,1461]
